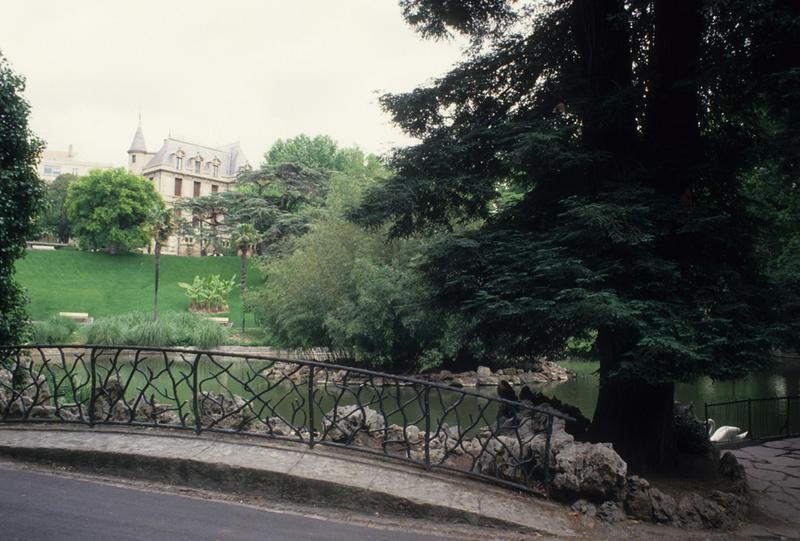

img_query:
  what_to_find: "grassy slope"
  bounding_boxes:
[14,249,261,324]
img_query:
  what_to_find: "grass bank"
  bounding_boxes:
[14,249,262,325]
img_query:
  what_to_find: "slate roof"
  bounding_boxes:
[128,125,147,153]
[143,138,249,179]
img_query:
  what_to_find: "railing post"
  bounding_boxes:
[88,347,97,427]
[192,353,201,435]
[423,385,431,470]
[787,397,791,437]
[747,398,752,438]
[307,366,315,448]
[543,413,553,496]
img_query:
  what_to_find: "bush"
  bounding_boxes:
[178,275,236,313]
[31,316,79,343]
[86,312,226,348]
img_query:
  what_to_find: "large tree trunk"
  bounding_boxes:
[590,328,677,472]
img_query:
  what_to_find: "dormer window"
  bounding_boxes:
[175,148,185,170]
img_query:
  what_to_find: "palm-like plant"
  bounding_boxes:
[148,206,174,321]
[231,223,260,330]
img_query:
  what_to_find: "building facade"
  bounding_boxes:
[126,121,249,254]
[38,145,114,182]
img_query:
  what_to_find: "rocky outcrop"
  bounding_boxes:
[197,391,252,430]
[0,366,55,417]
[323,405,385,442]
[551,442,627,501]
[423,362,570,388]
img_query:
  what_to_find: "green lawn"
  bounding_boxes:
[15,249,262,325]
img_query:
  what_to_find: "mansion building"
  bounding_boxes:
[126,121,249,254]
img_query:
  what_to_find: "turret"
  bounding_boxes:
[127,116,148,175]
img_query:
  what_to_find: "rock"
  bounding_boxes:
[530,427,575,467]
[596,501,626,523]
[138,396,181,425]
[624,475,654,521]
[91,379,131,422]
[474,435,533,484]
[551,442,627,501]
[476,366,492,377]
[709,490,748,526]
[323,405,385,442]
[571,499,597,518]
[676,492,728,529]
[650,488,677,524]
[198,391,250,430]
[718,451,749,495]
[673,402,713,455]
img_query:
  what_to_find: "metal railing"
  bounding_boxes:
[0,345,572,496]
[705,395,800,441]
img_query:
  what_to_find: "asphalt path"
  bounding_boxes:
[0,468,464,541]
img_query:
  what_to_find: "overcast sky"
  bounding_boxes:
[0,1,465,167]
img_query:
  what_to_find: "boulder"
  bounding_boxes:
[676,492,728,529]
[571,499,597,518]
[596,501,626,523]
[624,475,654,521]
[198,391,250,430]
[551,442,627,501]
[323,405,385,442]
[718,451,749,495]
[649,488,678,524]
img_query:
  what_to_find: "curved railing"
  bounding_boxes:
[0,345,572,495]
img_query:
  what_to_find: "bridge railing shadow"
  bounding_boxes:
[0,345,572,496]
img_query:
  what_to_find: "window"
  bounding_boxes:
[176,156,183,169]
[43,165,61,177]
[192,216,199,228]
[213,164,219,177]
[72,168,79,175]
[193,181,201,197]
[174,178,182,196]
[175,209,182,218]
[195,160,201,173]
[132,155,136,163]
[211,184,218,193]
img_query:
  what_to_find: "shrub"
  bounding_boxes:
[178,275,236,313]
[85,312,226,348]
[31,316,79,343]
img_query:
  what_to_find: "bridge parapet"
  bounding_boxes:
[0,344,572,496]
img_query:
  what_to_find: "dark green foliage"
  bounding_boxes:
[350,1,798,467]
[0,52,45,347]
[37,173,77,242]
[67,169,163,254]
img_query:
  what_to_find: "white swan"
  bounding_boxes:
[706,418,749,442]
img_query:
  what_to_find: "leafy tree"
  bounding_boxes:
[0,52,45,346]
[67,169,163,254]
[351,0,798,469]
[265,134,341,172]
[231,223,260,330]
[147,207,174,320]
[38,173,77,242]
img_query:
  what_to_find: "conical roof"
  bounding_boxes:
[128,121,147,153]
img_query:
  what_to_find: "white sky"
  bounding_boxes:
[0,0,465,167]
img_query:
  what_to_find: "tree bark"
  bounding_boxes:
[590,328,677,472]
[240,244,248,332]
[153,240,161,321]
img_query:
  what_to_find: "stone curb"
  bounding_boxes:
[0,425,575,538]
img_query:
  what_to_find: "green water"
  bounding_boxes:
[34,355,800,437]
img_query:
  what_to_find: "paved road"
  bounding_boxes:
[0,469,463,541]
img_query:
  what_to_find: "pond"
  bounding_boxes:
[31,352,800,437]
